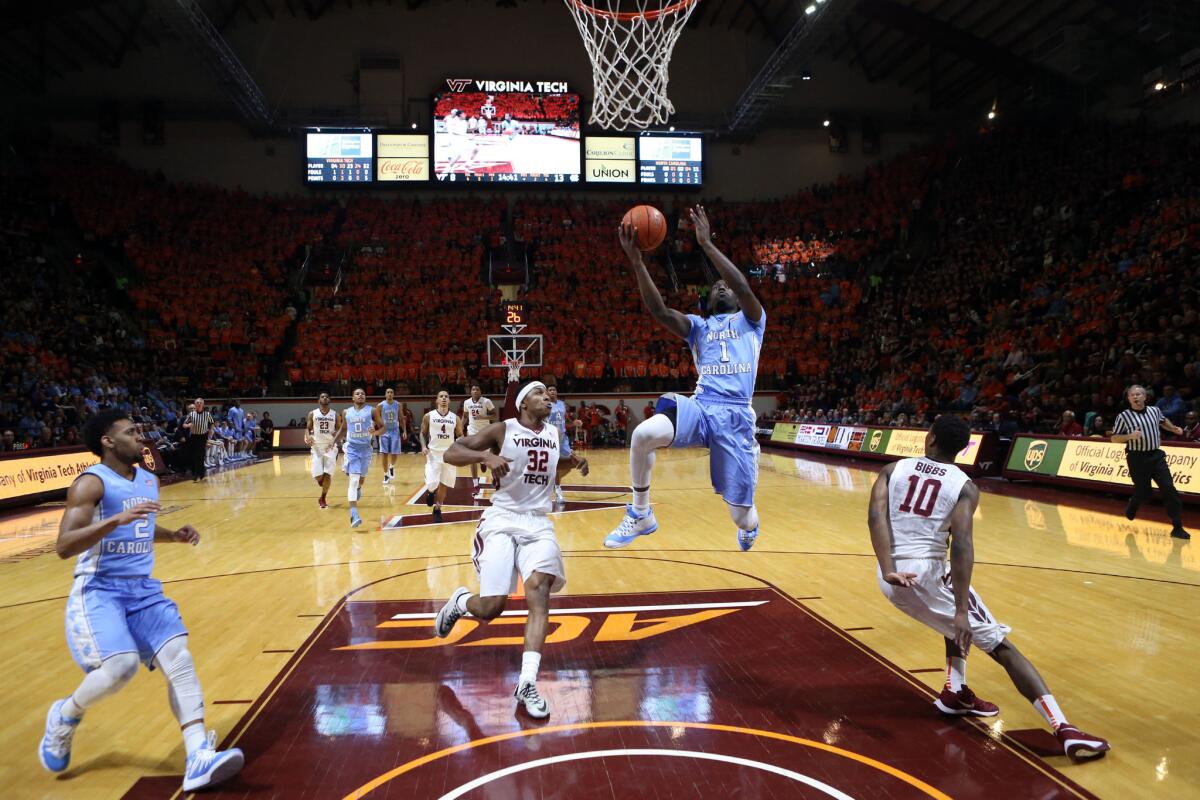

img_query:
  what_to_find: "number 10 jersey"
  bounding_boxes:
[887,457,971,560]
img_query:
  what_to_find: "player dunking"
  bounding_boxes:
[605,206,765,551]
[421,390,463,523]
[343,388,385,529]
[305,392,343,508]
[462,383,497,486]
[546,384,571,504]
[378,388,403,484]
[433,382,589,718]
[869,415,1110,760]
[39,410,244,791]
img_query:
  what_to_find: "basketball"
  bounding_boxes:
[622,205,667,251]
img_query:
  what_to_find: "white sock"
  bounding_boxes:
[347,474,361,501]
[183,724,208,756]
[519,651,541,685]
[629,414,673,512]
[455,592,472,615]
[946,657,967,692]
[1034,694,1068,730]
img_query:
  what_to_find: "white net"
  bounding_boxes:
[563,0,700,130]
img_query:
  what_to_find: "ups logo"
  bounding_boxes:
[335,601,763,651]
[868,430,884,452]
[1024,440,1049,471]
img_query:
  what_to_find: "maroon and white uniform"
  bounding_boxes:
[472,419,564,597]
[877,457,1011,652]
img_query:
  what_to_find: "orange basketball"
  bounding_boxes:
[622,205,667,251]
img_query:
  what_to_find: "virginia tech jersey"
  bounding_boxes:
[887,457,972,559]
[463,397,494,433]
[425,410,458,454]
[310,408,337,448]
[491,419,560,514]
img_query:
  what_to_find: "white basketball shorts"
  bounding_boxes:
[877,558,1011,653]
[311,445,337,478]
[424,451,457,491]
[471,507,565,598]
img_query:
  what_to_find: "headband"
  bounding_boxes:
[515,381,546,410]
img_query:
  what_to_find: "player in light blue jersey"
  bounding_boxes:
[606,205,766,552]
[343,387,385,528]
[378,388,403,484]
[546,384,572,504]
[39,410,244,791]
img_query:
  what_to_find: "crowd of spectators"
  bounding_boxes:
[433,92,580,125]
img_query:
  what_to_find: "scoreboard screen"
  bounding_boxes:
[638,135,703,186]
[306,131,373,183]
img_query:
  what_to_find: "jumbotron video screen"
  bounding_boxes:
[433,80,581,183]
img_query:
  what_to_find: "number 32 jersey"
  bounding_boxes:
[888,457,971,560]
[491,419,560,514]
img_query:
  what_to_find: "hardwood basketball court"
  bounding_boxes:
[2,447,1196,799]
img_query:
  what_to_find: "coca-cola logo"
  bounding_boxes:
[379,159,427,179]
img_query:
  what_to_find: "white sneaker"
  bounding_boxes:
[38,699,80,773]
[604,505,658,548]
[554,486,565,503]
[182,730,244,791]
[435,587,471,638]
[515,680,550,719]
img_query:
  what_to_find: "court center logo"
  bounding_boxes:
[446,78,473,92]
[1024,440,1049,471]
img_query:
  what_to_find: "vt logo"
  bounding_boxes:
[446,78,473,92]
[335,600,767,651]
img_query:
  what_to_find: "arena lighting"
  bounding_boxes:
[987,110,996,120]
[801,69,812,80]
[822,118,830,127]
[669,125,675,131]
[1154,81,1166,91]
[805,4,816,13]
[411,122,418,129]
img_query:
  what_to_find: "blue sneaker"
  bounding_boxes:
[604,505,658,549]
[350,509,362,528]
[737,526,759,552]
[39,699,80,773]
[182,730,245,791]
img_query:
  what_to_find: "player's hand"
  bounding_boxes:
[114,501,161,527]
[690,205,712,244]
[618,222,643,264]
[572,454,590,476]
[303,434,313,446]
[483,453,514,478]
[420,446,428,455]
[883,571,917,587]
[953,610,972,656]
[173,525,201,546]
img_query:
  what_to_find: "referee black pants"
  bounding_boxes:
[187,435,208,480]
[1126,449,1182,525]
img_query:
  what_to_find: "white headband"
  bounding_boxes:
[515,381,546,410]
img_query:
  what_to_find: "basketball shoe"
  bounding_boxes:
[38,699,80,773]
[318,496,327,509]
[435,587,471,638]
[182,730,244,791]
[350,509,362,528]
[515,681,550,719]
[934,686,999,717]
[737,526,759,552]
[604,505,658,548]
[1055,725,1110,760]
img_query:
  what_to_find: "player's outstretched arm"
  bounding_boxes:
[619,222,690,340]
[556,451,589,479]
[56,474,160,559]
[868,464,914,587]
[444,422,512,475]
[947,481,980,655]
[690,206,763,323]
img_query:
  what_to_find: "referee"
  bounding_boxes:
[1111,385,1189,539]
[182,397,214,482]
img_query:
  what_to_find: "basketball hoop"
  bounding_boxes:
[563,0,700,130]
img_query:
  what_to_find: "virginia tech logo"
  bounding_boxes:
[868,429,884,452]
[446,78,473,92]
[141,446,156,472]
[1024,440,1049,471]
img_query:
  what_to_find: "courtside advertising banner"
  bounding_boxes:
[1005,435,1200,498]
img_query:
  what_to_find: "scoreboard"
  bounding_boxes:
[637,135,703,186]
[306,132,373,183]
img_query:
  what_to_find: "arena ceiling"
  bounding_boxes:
[0,0,1192,130]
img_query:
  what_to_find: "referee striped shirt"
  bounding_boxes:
[1112,406,1164,451]
[186,410,214,437]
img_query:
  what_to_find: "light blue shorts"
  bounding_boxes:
[379,431,402,455]
[344,444,373,476]
[65,576,188,672]
[665,394,760,507]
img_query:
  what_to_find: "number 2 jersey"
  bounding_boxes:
[888,457,971,560]
[491,419,560,514]
[74,463,160,578]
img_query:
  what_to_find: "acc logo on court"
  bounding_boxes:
[868,430,884,452]
[1024,440,1048,471]
[445,78,473,92]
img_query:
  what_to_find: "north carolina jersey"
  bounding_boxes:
[74,464,160,578]
[463,397,494,433]
[491,419,560,514]
[379,400,401,432]
[888,457,972,560]
[311,408,337,447]
[548,400,568,438]
[344,406,374,451]
[686,310,766,402]
[425,410,458,453]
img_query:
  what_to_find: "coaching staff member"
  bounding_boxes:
[182,398,214,482]
[1111,385,1189,539]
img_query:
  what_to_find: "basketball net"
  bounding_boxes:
[563,0,699,130]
